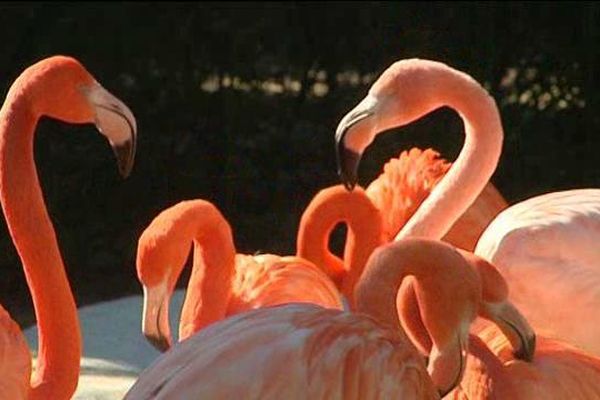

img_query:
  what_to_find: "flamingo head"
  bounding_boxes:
[15,55,137,177]
[335,59,465,191]
[136,223,193,352]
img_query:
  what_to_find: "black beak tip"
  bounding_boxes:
[342,179,356,191]
[514,334,536,362]
[145,333,171,353]
[340,171,357,191]
[336,142,361,192]
[112,139,136,179]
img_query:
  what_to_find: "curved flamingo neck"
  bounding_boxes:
[393,64,503,242]
[162,201,237,342]
[296,186,383,305]
[355,238,477,349]
[296,203,345,283]
[0,90,80,399]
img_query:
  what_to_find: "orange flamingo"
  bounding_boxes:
[0,56,136,399]
[365,147,507,251]
[296,184,385,306]
[335,58,600,357]
[136,199,343,352]
[398,253,600,399]
[126,238,534,399]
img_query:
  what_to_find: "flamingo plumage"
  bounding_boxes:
[0,56,136,399]
[366,147,507,251]
[126,238,533,399]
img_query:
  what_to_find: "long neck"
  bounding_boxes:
[0,94,80,399]
[395,67,503,242]
[296,186,384,305]
[175,202,237,341]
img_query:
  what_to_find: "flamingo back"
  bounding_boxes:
[475,189,600,356]
[125,304,438,400]
[366,148,507,251]
[227,254,344,314]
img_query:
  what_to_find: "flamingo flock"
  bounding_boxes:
[0,55,598,400]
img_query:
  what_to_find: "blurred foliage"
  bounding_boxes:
[0,2,598,327]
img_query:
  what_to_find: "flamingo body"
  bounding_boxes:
[126,304,437,400]
[475,189,600,356]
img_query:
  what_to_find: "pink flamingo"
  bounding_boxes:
[125,238,534,399]
[136,198,343,352]
[0,56,136,399]
[335,58,600,357]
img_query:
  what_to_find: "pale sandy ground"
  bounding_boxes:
[24,290,185,399]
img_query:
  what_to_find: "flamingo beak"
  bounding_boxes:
[482,301,536,362]
[142,284,172,353]
[85,82,137,178]
[334,95,378,191]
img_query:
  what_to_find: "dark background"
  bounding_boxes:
[1,2,598,328]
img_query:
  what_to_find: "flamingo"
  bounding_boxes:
[136,199,343,352]
[397,252,600,399]
[365,147,507,251]
[335,58,600,357]
[125,238,534,399]
[0,56,136,399]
